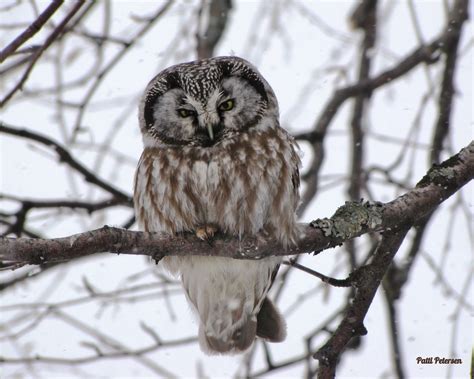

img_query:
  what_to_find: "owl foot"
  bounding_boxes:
[196,225,218,244]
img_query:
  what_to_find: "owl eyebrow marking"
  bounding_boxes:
[177,96,201,116]
[205,88,226,110]
[216,89,227,100]
[184,95,207,114]
[178,97,194,109]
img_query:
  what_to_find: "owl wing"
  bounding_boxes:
[288,129,301,209]
[292,161,300,205]
[256,133,300,342]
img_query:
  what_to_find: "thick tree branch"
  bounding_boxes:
[315,228,409,379]
[196,0,232,59]
[1,141,472,267]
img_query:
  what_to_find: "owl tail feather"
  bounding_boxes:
[256,297,287,342]
[198,297,286,354]
[200,317,257,354]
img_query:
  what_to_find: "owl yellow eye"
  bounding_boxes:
[218,99,234,111]
[178,109,192,118]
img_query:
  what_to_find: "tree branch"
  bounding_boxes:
[0,1,86,106]
[196,0,232,59]
[315,228,409,379]
[431,0,468,164]
[296,0,468,213]
[1,141,472,268]
[0,121,132,203]
[0,0,64,63]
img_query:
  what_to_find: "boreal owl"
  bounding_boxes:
[134,56,300,354]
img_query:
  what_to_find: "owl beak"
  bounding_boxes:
[206,124,214,141]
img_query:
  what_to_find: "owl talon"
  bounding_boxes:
[196,225,218,243]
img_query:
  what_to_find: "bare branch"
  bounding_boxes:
[283,260,352,287]
[69,0,174,142]
[297,0,469,213]
[315,228,409,379]
[196,0,232,59]
[0,122,132,203]
[0,193,130,213]
[430,0,468,164]
[347,0,377,201]
[0,0,64,63]
[0,1,86,106]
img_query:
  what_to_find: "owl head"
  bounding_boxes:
[139,56,279,148]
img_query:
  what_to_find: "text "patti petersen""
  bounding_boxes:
[416,357,462,364]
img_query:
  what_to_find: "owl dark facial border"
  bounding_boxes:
[140,56,273,148]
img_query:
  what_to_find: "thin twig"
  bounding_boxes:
[0,0,64,63]
[283,260,351,287]
[0,122,132,203]
[1,1,86,106]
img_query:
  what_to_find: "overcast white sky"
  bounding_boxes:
[1,1,472,378]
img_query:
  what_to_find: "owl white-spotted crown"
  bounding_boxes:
[138,56,279,148]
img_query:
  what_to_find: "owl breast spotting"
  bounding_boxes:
[134,56,300,354]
